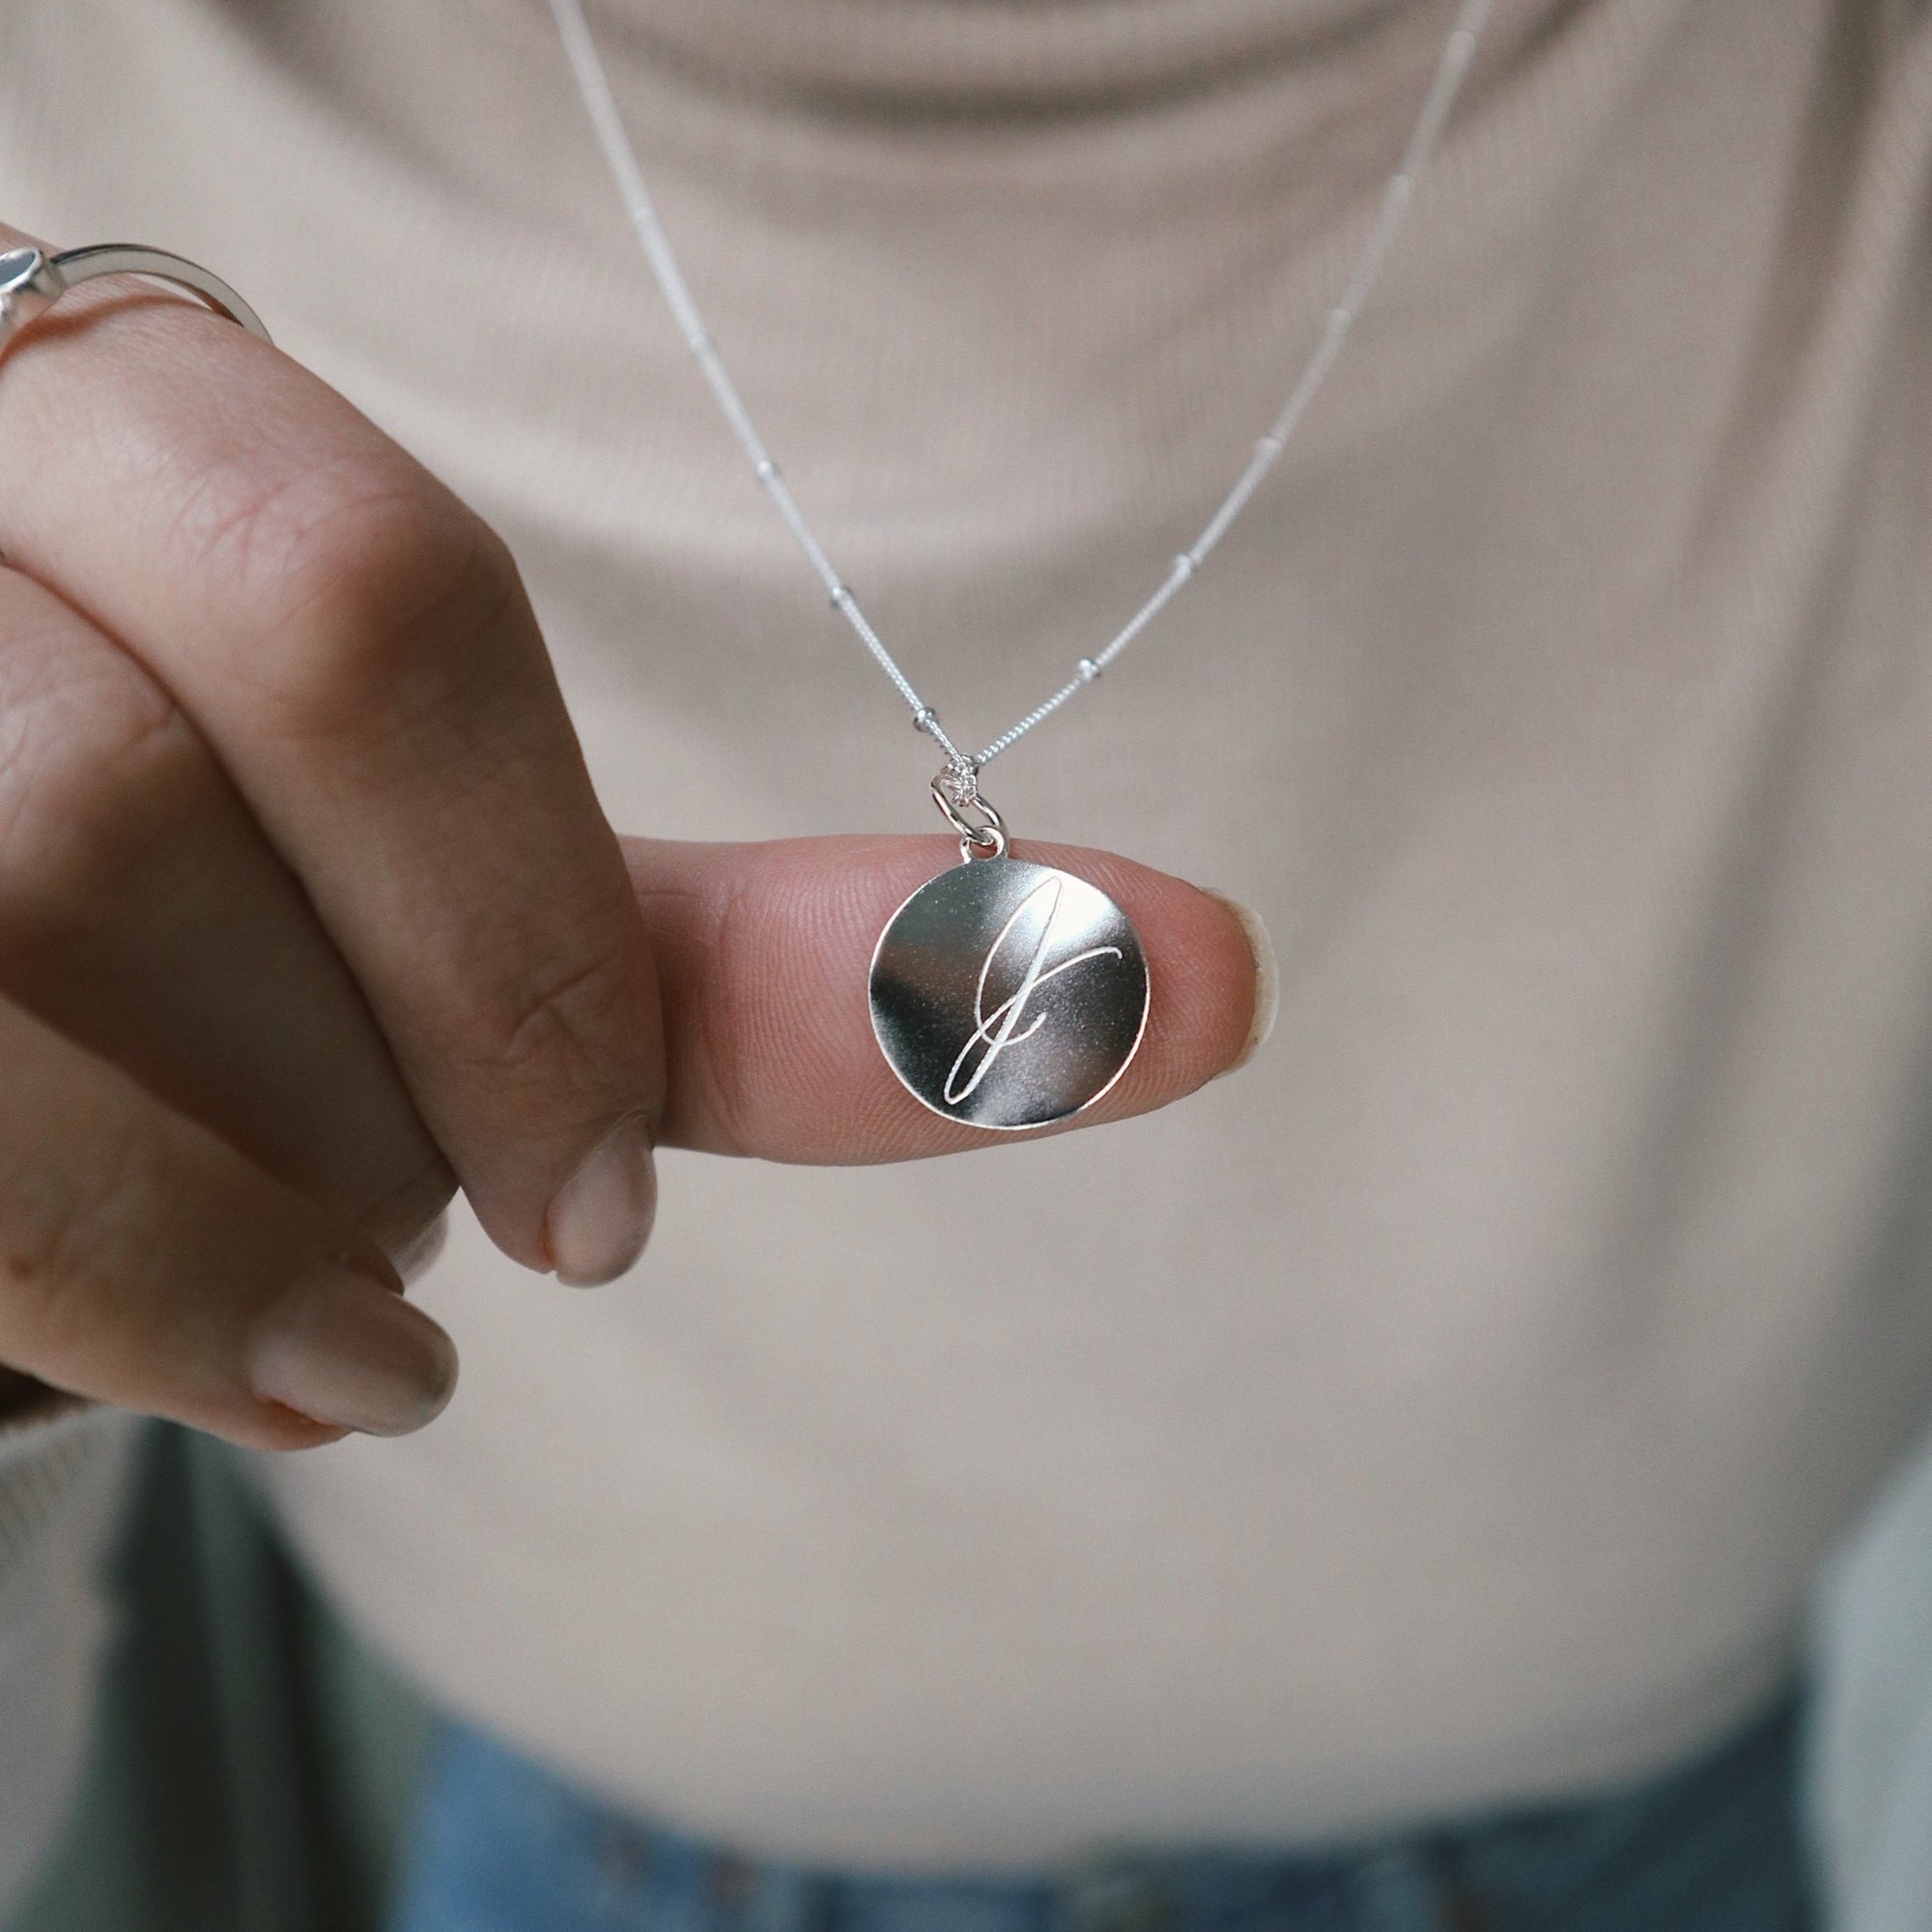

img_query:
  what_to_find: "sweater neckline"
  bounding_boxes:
[565,0,1513,123]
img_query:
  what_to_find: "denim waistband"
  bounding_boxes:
[390,1690,1814,1932]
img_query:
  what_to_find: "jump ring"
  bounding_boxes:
[929,776,1009,862]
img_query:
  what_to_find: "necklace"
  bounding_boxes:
[546,0,1494,1130]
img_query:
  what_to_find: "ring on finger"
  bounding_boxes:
[0,242,271,354]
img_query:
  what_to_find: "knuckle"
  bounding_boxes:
[203,457,524,740]
[457,923,643,1106]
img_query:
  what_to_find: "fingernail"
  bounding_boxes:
[1204,891,1279,1076]
[390,1210,448,1286]
[247,1262,458,1437]
[547,1120,656,1287]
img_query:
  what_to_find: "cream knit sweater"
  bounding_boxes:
[3,0,1932,1888]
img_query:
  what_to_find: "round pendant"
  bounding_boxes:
[869,856,1151,1131]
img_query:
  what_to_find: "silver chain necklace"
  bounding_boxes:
[547,0,1493,1130]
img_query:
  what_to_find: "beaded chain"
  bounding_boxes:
[547,0,1495,787]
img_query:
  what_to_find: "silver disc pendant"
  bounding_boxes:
[869,854,1151,1131]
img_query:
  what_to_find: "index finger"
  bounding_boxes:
[0,231,661,1283]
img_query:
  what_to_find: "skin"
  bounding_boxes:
[0,227,1260,1450]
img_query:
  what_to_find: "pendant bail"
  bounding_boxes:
[931,761,1008,861]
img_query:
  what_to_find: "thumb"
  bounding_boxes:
[625,834,1273,1163]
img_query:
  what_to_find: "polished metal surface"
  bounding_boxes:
[0,244,270,355]
[870,858,1151,1131]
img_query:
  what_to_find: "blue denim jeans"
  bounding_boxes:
[390,1694,1814,1932]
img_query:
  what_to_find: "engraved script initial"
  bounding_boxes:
[943,876,1125,1106]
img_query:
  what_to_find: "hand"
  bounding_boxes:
[0,231,1266,1450]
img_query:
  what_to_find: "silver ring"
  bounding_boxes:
[930,776,1009,862]
[0,243,271,353]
